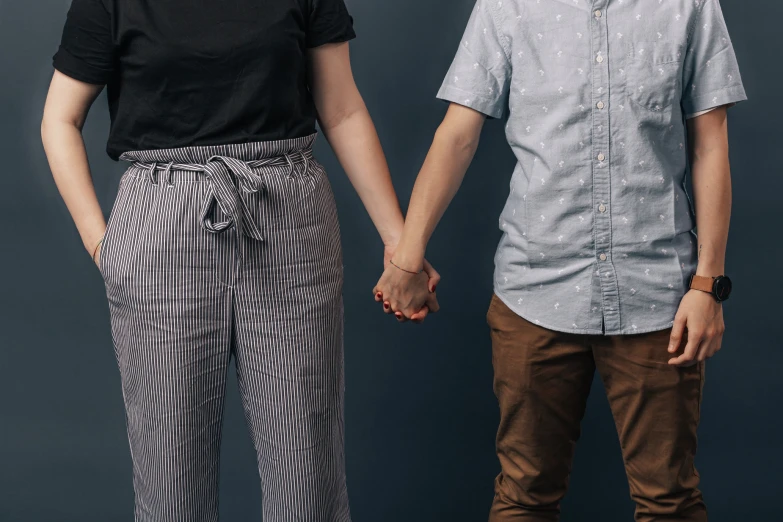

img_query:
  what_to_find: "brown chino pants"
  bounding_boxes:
[487,294,707,522]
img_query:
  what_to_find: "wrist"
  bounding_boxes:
[695,246,725,277]
[390,242,426,272]
[90,236,104,261]
[377,213,405,249]
[84,232,104,255]
[695,264,725,277]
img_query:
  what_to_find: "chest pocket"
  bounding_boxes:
[624,42,683,112]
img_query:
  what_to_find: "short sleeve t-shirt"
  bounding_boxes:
[53,0,355,160]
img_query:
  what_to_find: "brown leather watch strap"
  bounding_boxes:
[689,275,715,294]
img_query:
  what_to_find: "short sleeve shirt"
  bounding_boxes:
[53,0,355,160]
[437,0,747,335]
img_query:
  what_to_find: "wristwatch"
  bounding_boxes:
[689,274,732,302]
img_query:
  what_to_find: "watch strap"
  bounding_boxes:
[689,275,715,294]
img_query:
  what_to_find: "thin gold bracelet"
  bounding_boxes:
[389,259,423,275]
[92,237,105,262]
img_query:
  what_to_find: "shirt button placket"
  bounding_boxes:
[591,1,621,333]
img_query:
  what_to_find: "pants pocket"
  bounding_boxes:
[98,174,132,283]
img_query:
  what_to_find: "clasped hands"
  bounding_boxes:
[373,254,440,323]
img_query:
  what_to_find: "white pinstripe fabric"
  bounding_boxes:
[100,134,350,522]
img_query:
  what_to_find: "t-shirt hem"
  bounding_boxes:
[493,287,675,336]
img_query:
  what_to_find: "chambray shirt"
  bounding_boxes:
[437,0,747,335]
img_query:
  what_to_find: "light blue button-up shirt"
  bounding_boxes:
[437,0,747,335]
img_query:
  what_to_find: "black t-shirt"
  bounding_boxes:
[53,0,355,160]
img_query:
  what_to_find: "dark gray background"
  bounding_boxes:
[1,0,780,521]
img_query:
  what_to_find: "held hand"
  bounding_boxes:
[373,260,440,323]
[667,290,725,366]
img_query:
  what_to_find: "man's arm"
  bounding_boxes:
[668,106,731,366]
[373,103,486,320]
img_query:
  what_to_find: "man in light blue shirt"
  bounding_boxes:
[375,0,746,519]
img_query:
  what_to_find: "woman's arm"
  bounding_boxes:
[373,103,486,320]
[308,42,440,320]
[668,106,732,366]
[41,71,106,265]
[308,42,404,251]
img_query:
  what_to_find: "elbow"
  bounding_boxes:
[40,118,52,147]
[317,92,367,132]
[434,121,481,158]
[691,143,730,165]
[40,114,83,148]
[318,106,360,132]
[40,117,61,149]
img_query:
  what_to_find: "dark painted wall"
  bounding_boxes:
[1,0,780,520]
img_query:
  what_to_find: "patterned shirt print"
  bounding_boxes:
[437,0,747,335]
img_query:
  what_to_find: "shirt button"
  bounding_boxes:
[599,253,607,261]
[597,101,605,109]
[597,153,606,161]
[598,204,607,213]
[596,55,604,63]
[594,10,602,18]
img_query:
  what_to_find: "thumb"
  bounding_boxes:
[411,306,430,323]
[423,259,441,292]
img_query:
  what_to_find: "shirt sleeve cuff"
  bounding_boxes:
[306,20,356,48]
[682,85,747,117]
[437,84,505,120]
[685,104,740,119]
[52,47,112,85]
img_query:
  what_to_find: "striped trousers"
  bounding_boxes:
[99,134,351,522]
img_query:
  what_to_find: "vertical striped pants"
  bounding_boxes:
[99,134,351,522]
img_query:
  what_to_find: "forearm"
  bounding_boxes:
[393,119,482,270]
[41,119,104,254]
[692,148,731,276]
[320,106,404,247]
[688,110,732,277]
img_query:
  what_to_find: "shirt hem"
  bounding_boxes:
[683,86,748,116]
[493,287,675,336]
[437,85,504,119]
[52,48,112,86]
[306,29,356,49]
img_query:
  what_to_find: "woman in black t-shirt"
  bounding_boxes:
[41,1,439,520]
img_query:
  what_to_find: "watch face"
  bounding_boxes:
[714,276,732,302]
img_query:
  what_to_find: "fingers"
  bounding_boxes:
[375,291,383,303]
[425,292,440,313]
[668,328,703,366]
[383,300,394,314]
[697,324,725,362]
[423,259,441,292]
[668,314,686,353]
[410,306,430,324]
[696,338,715,362]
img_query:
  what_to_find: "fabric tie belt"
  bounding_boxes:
[129,150,313,242]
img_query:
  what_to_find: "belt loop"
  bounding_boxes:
[147,163,159,185]
[162,162,175,188]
